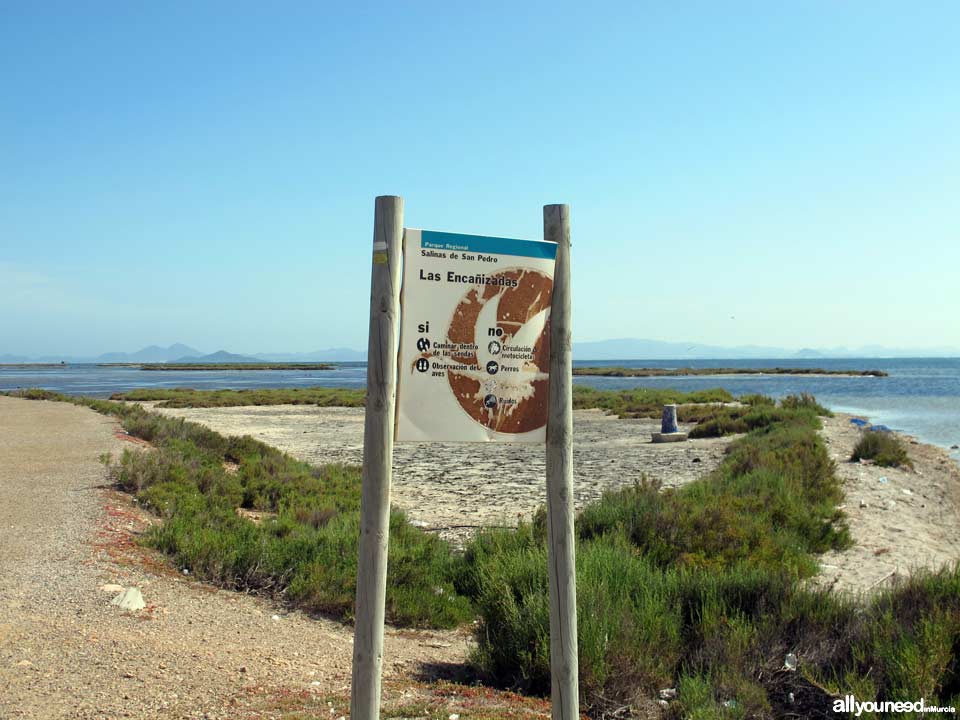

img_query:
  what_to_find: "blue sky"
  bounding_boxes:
[2,1,958,356]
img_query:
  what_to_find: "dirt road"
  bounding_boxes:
[0,396,468,720]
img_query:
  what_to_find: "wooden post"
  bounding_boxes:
[351,195,404,720]
[543,204,579,720]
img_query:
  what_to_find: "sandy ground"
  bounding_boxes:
[145,404,732,544]
[812,412,960,594]
[0,396,471,720]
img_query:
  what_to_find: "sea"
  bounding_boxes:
[2,357,958,463]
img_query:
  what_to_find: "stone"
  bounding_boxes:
[100,584,124,594]
[110,587,146,611]
[652,432,688,443]
[659,688,677,700]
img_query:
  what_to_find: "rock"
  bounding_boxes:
[182,568,190,575]
[110,587,146,611]
[784,653,798,671]
[100,584,124,593]
[449,715,460,720]
[951,444,959,450]
[659,688,677,700]
[16,660,33,667]
[271,614,281,621]
[658,700,670,708]
[859,499,868,508]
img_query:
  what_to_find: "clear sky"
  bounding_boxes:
[2,1,958,357]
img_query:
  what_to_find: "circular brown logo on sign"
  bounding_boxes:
[443,268,552,434]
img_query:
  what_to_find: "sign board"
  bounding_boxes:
[396,229,557,442]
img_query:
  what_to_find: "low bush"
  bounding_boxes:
[852,431,913,469]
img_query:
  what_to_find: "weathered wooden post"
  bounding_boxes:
[351,195,404,720]
[543,203,580,719]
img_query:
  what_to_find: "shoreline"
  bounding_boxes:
[813,412,960,594]
[825,402,960,468]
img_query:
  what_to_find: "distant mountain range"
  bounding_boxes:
[0,343,366,364]
[2,339,958,365]
[569,338,960,360]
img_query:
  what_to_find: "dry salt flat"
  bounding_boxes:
[146,404,731,544]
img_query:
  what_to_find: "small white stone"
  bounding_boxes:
[100,584,124,593]
[111,587,146,611]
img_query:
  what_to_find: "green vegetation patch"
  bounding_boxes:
[454,400,960,717]
[689,393,833,438]
[112,386,366,408]
[852,431,914,469]
[572,386,735,420]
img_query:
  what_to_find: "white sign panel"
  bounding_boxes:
[396,229,558,443]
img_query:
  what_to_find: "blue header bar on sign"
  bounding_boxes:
[421,230,557,260]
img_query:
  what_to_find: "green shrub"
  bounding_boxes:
[780,393,833,416]
[851,431,913,468]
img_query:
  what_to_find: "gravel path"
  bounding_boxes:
[145,405,732,544]
[0,396,467,719]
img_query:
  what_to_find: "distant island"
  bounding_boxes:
[138,362,335,371]
[573,366,888,377]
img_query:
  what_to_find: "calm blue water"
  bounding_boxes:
[2,358,958,461]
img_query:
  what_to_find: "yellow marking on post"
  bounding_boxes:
[373,251,388,265]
